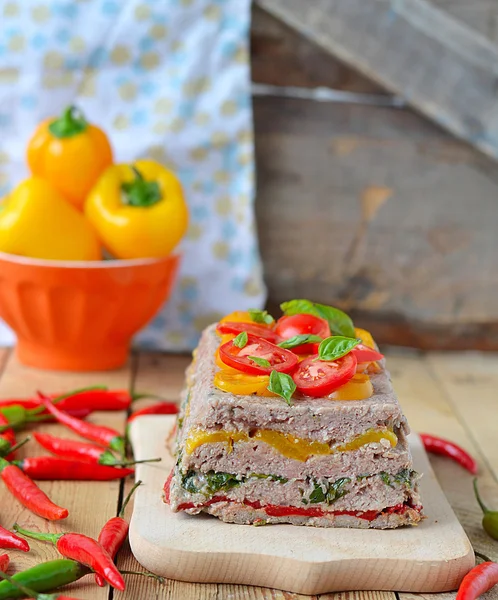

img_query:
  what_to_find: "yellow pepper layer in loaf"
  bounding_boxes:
[185,427,397,462]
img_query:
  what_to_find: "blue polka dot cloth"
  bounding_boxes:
[0,0,266,351]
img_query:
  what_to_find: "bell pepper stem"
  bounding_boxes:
[121,166,162,208]
[48,105,88,139]
[119,480,142,518]
[473,478,490,514]
[13,524,62,545]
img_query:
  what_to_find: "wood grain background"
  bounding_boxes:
[251,6,498,349]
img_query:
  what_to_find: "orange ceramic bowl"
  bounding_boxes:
[0,252,180,371]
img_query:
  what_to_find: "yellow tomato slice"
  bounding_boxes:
[330,373,373,401]
[354,327,376,349]
[213,370,274,396]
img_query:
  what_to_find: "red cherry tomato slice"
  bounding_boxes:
[275,314,331,354]
[219,333,298,375]
[217,321,281,344]
[352,344,383,363]
[293,353,357,397]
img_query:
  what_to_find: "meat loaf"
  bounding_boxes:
[166,325,423,528]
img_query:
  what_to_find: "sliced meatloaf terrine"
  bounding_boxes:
[166,306,422,528]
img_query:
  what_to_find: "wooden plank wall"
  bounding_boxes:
[251,7,498,350]
[431,0,498,43]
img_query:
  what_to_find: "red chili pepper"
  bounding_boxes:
[13,525,125,591]
[0,525,30,552]
[95,481,142,586]
[420,434,478,474]
[128,402,178,422]
[456,561,498,600]
[0,554,9,572]
[33,432,104,463]
[0,414,16,461]
[32,432,159,469]
[0,389,130,413]
[0,457,68,521]
[55,389,131,412]
[12,456,134,481]
[39,395,125,455]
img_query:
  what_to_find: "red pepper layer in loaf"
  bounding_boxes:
[167,325,423,529]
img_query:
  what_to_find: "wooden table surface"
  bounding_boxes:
[0,348,497,600]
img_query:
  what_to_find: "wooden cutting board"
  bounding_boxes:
[128,415,474,595]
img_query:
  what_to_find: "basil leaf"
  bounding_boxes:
[278,334,323,349]
[393,468,415,489]
[314,303,356,338]
[181,471,200,494]
[267,370,296,405]
[248,355,271,369]
[233,331,248,348]
[318,336,360,361]
[327,477,351,503]
[205,471,240,494]
[248,308,274,325]
[280,299,355,338]
[380,472,393,487]
[309,484,327,504]
[280,299,318,317]
[251,473,288,483]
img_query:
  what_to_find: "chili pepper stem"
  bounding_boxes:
[13,524,61,545]
[131,392,168,403]
[119,480,142,518]
[6,436,31,454]
[120,570,165,584]
[118,457,161,467]
[474,550,493,563]
[473,478,490,514]
[0,568,41,598]
[110,436,125,457]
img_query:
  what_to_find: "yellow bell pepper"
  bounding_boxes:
[330,373,373,401]
[213,370,275,397]
[27,105,113,211]
[219,311,253,324]
[355,327,376,349]
[85,159,188,260]
[0,177,101,260]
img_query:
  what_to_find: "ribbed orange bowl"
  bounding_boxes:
[0,252,180,371]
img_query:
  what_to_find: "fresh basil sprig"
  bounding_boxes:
[233,332,248,348]
[278,334,323,349]
[248,355,271,369]
[267,370,296,405]
[280,299,355,338]
[318,336,360,361]
[248,308,274,325]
